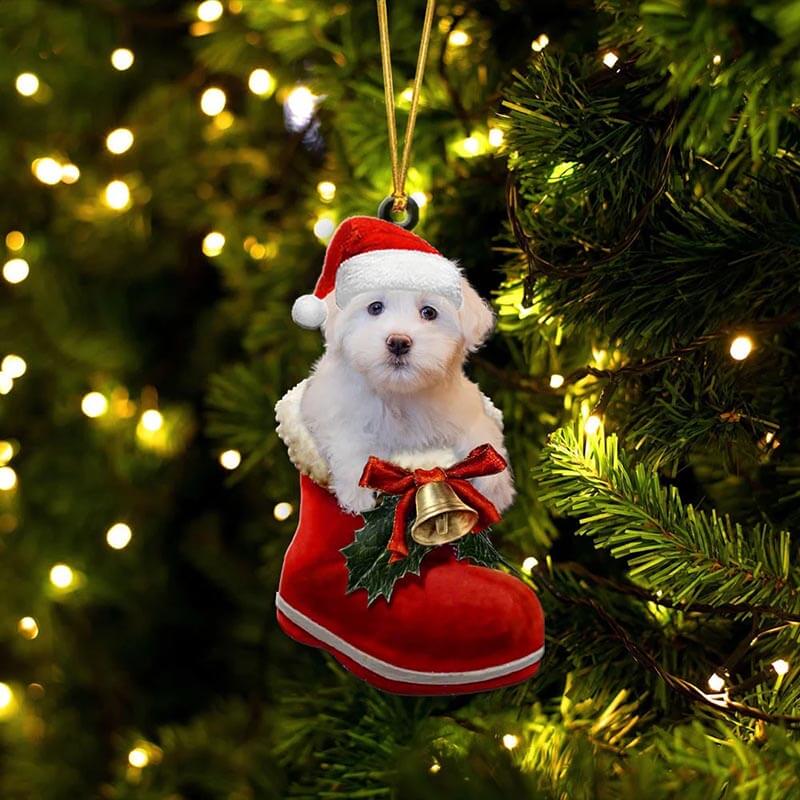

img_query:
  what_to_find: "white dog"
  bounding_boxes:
[300,278,515,515]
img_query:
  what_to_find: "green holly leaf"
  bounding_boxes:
[455,531,502,567]
[341,495,431,605]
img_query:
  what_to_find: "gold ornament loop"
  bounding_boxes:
[376,0,436,214]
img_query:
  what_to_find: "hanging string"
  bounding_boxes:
[376,0,436,213]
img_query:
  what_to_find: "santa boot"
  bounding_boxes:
[274,382,545,695]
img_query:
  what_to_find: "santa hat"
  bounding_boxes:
[291,216,463,329]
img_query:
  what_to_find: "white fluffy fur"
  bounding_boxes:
[335,249,463,310]
[284,276,515,515]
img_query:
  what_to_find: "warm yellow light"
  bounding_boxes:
[32,157,63,185]
[219,449,241,470]
[284,86,317,129]
[773,659,790,676]
[60,164,80,184]
[106,128,134,154]
[249,243,267,259]
[602,51,619,69]
[313,216,336,242]
[15,72,40,97]
[712,54,722,65]
[200,87,227,116]
[488,128,504,147]
[5,231,24,251]
[128,747,150,768]
[549,373,564,389]
[81,391,109,418]
[531,33,550,52]
[197,0,224,21]
[0,374,12,395]
[429,762,441,774]
[462,136,480,156]
[2,355,26,379]
[273,501,294,521]
[502,734,519,750]
[448,30,471,47]
[707,672,726,692]
[3,258,30,284]
[522,556,539,574]
[0,683,13,710]
[49,563,74,589]
[317,181,337,202]
[0,441,12,465]
[202,231,226,257]
[410,191,428,208]
[104,180,131,210]
[106,522,133,550]
[18,616,39,640]
[140,409,163,432]
[0,466,17,491]
[729,335,753,361]
[584,414,602,435]
[399,87,414,104]
[248,68,276,97]
[213,110,234,131]
[111,48,134,71]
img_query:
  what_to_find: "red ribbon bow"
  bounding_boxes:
[358,443,508,562]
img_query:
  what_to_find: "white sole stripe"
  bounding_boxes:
[276,592,544,686]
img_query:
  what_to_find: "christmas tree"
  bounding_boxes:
[2,0,800,796]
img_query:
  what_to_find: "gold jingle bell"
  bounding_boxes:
[410,481,478,546]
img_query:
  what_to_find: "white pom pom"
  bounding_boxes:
[291,294,327,329]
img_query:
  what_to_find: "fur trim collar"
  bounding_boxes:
[274,380,504,487]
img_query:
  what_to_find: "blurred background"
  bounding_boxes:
[2,1,800,798]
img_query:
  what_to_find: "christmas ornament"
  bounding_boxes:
[273,0,544,695]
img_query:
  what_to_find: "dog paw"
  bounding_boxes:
[336,485,377,515]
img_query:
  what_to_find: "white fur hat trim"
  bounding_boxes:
[291,294,328,329]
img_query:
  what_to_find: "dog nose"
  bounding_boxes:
[386,334,412,356]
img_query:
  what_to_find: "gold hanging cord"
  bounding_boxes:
[376,0,436,213]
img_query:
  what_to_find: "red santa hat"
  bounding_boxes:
[291,216,463,329]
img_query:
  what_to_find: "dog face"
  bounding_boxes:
[323,278,494,394]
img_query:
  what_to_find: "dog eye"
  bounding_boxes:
[420,305,438,321]
[367,301,384,316]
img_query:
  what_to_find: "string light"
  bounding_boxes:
[502,734,519,750]
[5,231,24,251]
[32,157,63,185]
[602,51,619,69]
[549,373,564,389]
[522,556,539,574]
[0,466,17,491]
[17,617,39,640]
[15,72,40,97]
[2,355,26,378]
[106,522,133,550]
[0,374,12,395]
[448,30,471,47]
[317,181,337,202]
[49,563,74,589]
[196,0,224,21]
[584,414,602,435]
[3,258,30,284]
[140,409,163,432]
[60,164,80,184]
[712,54,722,65]
[219,449,241,470]
[202,231,226,257]
[461,136,480,156]
[273,502,294,521]
[313,216,335,242]
[429,761,441,774]
[729,335,753,361]
[488,128,504,147]
[248,68,276,97]
[81,391,109,418]
[284,86,317,130]
[531,33,549,52]
[707,672,726,692]
[0,441,12,465]
[200,87,227,116]
[399,87,414,104]
[128,747,150,768]
[104,180,131,210]
[106,128,134,154]
[772,659,790,676]
[0,683,13,711]
[111,48,134,71]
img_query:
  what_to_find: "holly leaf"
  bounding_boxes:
[341,495,431,605]
[455,531,502,567]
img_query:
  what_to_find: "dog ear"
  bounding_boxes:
[458,277,495,352]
